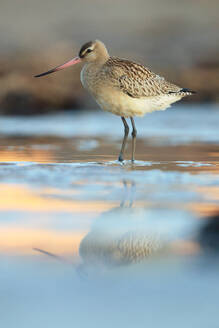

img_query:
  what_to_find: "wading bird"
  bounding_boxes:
[35,40,195,162]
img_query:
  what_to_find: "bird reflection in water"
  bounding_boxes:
[79,180,165,269]
[34,180,204,272]
[33,180,166,269]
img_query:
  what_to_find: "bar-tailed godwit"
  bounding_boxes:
[35,40,195,162]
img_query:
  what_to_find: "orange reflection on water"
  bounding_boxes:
[0,149,54,163]
[190,203,219,218]
[0,183,117,256]
[0,227,85,256]
[195,186,219,201]
[189,186,219,217]
[0,184,115,213]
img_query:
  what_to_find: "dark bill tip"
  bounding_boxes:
[34,56,81,78]
[34,68,56,78]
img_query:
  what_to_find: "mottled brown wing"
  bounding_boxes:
[104,57,181,98]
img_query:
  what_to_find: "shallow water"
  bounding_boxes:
[1,105,219,327]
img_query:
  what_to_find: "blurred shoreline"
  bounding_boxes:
[0,0,218,115]
[0,42,218,115]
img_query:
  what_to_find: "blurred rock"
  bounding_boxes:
[198,213,219,254]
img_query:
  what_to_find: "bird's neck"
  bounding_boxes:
[83,55,109,73]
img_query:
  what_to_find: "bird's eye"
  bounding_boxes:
[86,48,92,53]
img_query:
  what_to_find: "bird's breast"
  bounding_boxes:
[80,64,182,117]
[80,64,103,95]
[80,64,120,108]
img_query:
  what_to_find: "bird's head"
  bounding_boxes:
[78,40,109,63]
[34,40,109,78]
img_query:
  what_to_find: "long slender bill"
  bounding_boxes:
[34,56,81,78]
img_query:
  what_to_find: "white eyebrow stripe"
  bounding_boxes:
[81,46,94,56]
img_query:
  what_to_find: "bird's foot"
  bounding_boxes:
[118,155,124,162]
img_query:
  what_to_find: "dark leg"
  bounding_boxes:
[118,117,129,162]
[130,117,137,162]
